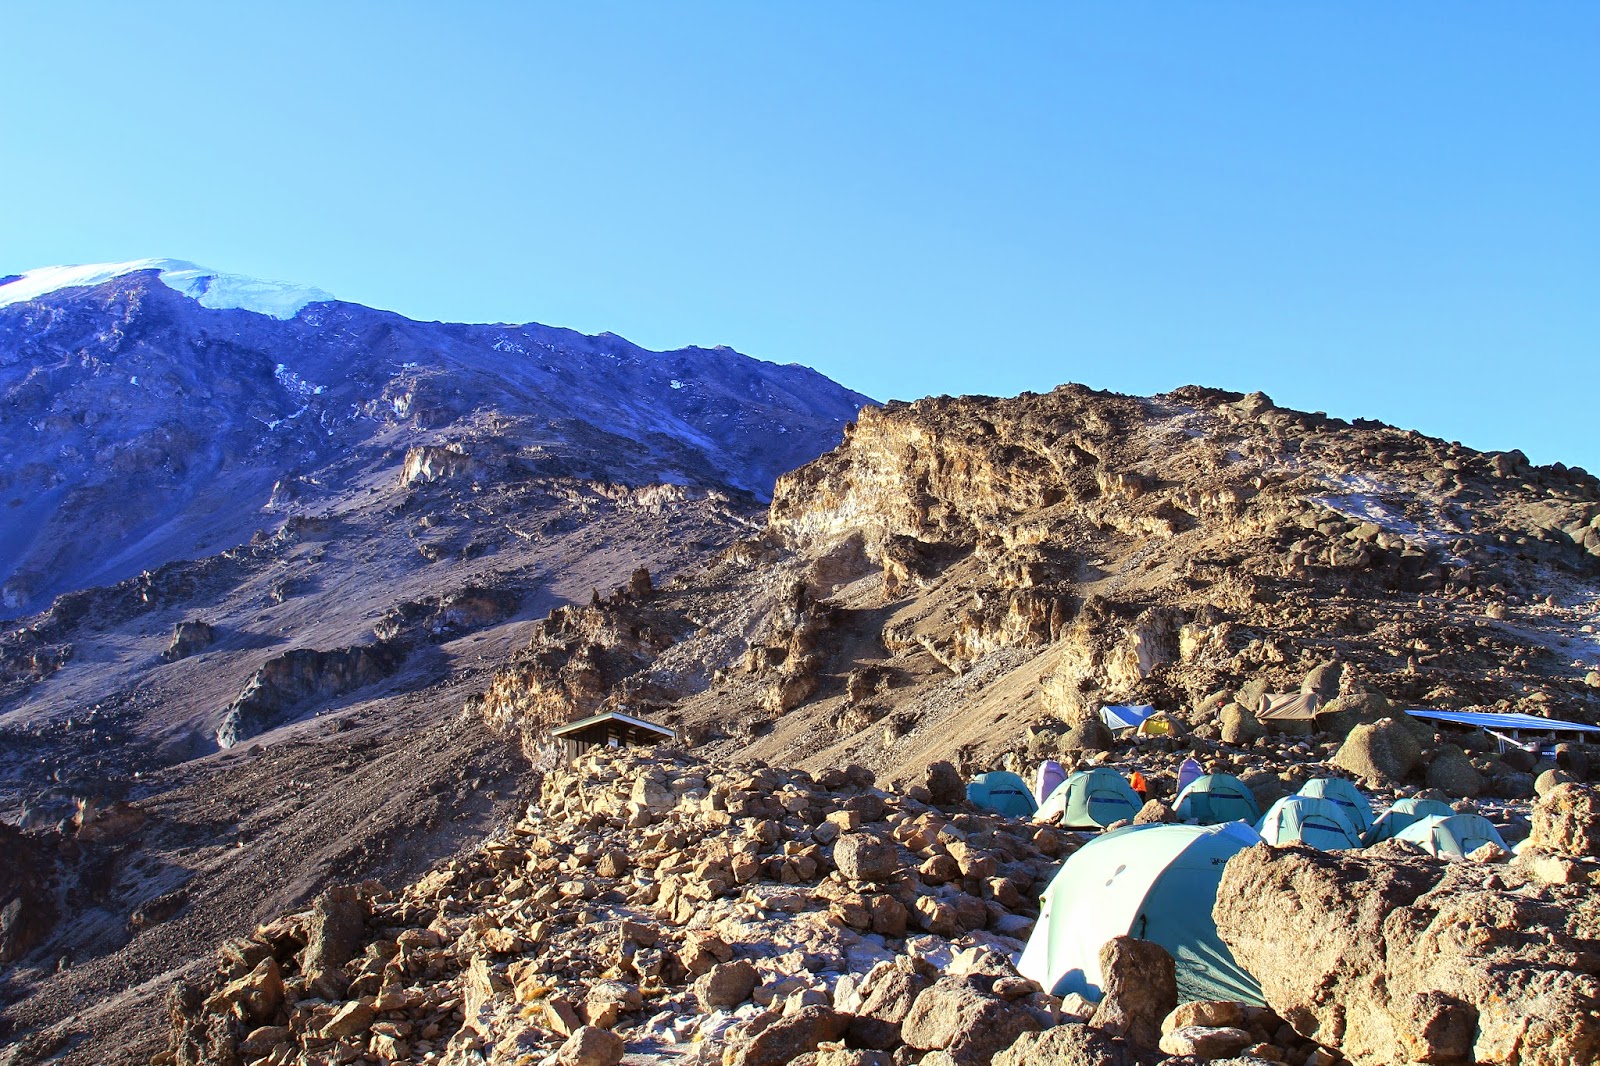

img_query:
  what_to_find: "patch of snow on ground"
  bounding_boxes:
[670,379,686,390]
[274,363,323,401]
[0,259,333,320]
[1312,474,1464,552]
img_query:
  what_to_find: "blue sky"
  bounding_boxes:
[3,4,1596,469]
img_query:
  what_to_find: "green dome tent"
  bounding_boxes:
[1394,813,1509,859]
[1362,797,1455,846]
[966,771,1038,818]
[1173,773,1261,825]
[1297,778,1375,836]
[1257,795,1363,850]
[1036,767,1143,829]
[1018,822,1265,1004]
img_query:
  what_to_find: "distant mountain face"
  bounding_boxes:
[0,261,873,610]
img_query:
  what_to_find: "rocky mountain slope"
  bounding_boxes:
[0,260,870,612]
[0,262,872,1060]
[473,383,1600,788]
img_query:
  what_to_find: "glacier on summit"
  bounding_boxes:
[0,258,334,320]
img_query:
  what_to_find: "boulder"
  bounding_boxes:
[1554,743,1591,780]
[901,976,1041,1066]
[1161,1001,1245,1034]
[1535,768,1576,797]
[927,761,966,806]
[557,1025,625,1066]
[1330,718,1421,786]
[1527,783,1600,856]
[834,834,898,882]
[1219,703,1264,746]
[1089,936,1176,1049]
[1301,661,1343,700]
[991,1023,1142,1066]
[1214,841,1600,1066]
[725,1006,851,1066]
[1312,691,1392,738]
[1425,748,1483,797]
[1061,719,1115,754]
[695,959,760,1011]
[849,963,929,1049]
[300,886,367,988]
[1157,1025,1254,1058]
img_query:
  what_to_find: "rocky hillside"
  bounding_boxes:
[118,747,1600,1066]
[0,262,872,1061]
[472,383,1600,788]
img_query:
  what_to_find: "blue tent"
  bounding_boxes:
[1174,773,1262,825]
[1395,814,1509,860]
[1036,767,1143,829]
[966,771,1038,818]
[1257,795,1363,850]
[1099,704,1156,732]
[1297,778,1375,836]
[1363,797,1456,846]
[1019,822,1265,1004]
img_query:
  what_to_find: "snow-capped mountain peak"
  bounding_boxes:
[0,258,334,320]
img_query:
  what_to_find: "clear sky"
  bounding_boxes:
[3,4,1596,469]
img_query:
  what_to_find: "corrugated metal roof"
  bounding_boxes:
[549,710,676,739]
[1405,708,1600,734]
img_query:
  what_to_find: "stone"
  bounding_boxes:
[835,833,898,882]
[1312,691,1392,738]
[1133,800,1177,824]
[927,761,966,806]
[1090,936,1176,1049]
[991,1023,1142,1066]
[583,980,643,1028]
[1426,749,1483,797]
[901,976,1040,1066]
[1157,1025,1255,1058]
[320,999,374,1040]
[557,1025,625,1066]
[1554,742,1590,780]
[696,958,760,1011]
[849,965,930,1049]
[1214,840,1600,1066]
[1330,718,1421,786]
[1161,1000,1246,1034]
[1061,718,1115,753]
[725,1005,851,1066]
[300,886,367,987]
[1535,768,1577,797]
[1527,783,1600,856]
[1220,703,1264,746]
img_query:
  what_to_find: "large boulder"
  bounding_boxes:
[1215,842,1600,1066]
[834,834,899,883]
[927,761,966,806]
[1313,691,1392,738]
[901,976,1041,1066]
[1089,936,1176,1049]
[848,962,930,1049]
[1535,768,1577,797]
[1219,703,1264,746]
[300,886,368,989]
[1425,748,1484,798]
[1554,743,1591,780]
[1527,783,1600,856]
[724,1005,850,1066]
[991,1024,1142,1066]
[1330,718,1421,786]
[1061,718,1115,754]
[0,823,56,964]
[1301,661,1343,700]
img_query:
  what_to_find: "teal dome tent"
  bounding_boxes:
[1394,813,1509,859]
[1018,822,1265,1004]
[1257,795,1363,850]
[1297,778,1374,836]
[1173,773,1261,825]
[966,771,1038,818]
[1036,767,1142,829]
[1363,797,1456,846]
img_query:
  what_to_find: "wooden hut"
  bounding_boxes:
[550,711,677,760]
